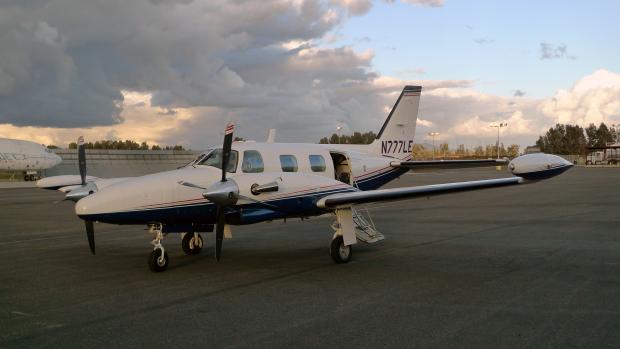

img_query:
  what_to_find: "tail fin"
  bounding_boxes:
[370,85,420,159]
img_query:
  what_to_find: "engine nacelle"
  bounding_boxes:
[509,153,573,180]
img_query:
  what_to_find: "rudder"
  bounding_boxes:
[370,85,420,159]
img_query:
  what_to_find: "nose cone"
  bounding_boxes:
[509,153,573,180]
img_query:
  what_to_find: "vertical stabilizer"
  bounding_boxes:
[370,86,420,159]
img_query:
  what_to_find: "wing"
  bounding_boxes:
[37,175,129,191]
[391,159,508,170]
[316,177,522,208]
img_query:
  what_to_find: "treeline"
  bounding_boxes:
[412,143,520,159]
[536,122,617,154]
[318,131,376,144]
[67,139,186,151]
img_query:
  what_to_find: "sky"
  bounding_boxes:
[0,0,619,150]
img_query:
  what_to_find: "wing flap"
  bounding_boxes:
[317,177,523,208]
[391,159,508,170]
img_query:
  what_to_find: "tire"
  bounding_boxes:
[586,160,592,165]
[181,233,203,255]
[148,248,169,272]
[330,235,352,264]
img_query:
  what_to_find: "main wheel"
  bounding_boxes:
[181,233,203,255]
[330,235,352,264]
[148,248,169,272]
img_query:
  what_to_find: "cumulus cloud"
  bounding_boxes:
[539,69,620,126]
[0,0,368,128]
[539,42,576,60]
[1,1,616,151]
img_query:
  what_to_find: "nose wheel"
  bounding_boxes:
[181,233,203,255]
[148,248,169,272]
[148,224,169,272]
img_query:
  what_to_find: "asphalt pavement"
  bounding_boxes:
[1,167,619,348]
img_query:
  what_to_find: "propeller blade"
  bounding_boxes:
[77,136,86,186]
[85,220,95,255]
[220,123,234,182]
[215,206,225,261]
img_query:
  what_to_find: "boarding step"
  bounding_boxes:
[352,208,384,244]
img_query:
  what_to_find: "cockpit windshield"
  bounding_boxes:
[196,148,238,173]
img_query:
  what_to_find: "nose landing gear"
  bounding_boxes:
[148,224,169,272]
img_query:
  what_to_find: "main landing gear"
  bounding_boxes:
[330,235,352,264]
[181,233,203,255]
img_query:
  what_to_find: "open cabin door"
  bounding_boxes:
[329,151,352,185]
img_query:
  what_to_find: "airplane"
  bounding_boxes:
[0,137,63,181]
[37,86,573,272]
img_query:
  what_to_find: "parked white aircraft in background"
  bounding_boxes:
[0,138,62,181]
[37,86,573,272]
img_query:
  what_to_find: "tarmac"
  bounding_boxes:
[1,167,619,348]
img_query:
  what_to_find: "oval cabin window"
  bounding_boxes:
[309,154,326,172]
[279,155,298,172]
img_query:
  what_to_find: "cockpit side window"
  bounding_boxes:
[197,148,238,172]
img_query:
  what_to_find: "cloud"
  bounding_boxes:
[330,0,373,16]
[539,42,576,60]
[473,38,494,45]
[401,0,444,7]
[539,69,620,126]
[0,0,370,128]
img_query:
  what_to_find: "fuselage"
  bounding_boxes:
[0,138,62,171]
[76,142,411,226]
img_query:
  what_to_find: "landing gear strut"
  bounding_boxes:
[181,233,203,255]
[148,224,169,272]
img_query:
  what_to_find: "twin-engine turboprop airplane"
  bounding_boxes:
[37,86,573,272]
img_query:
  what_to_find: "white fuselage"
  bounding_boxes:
[74,142,411,225]
[0,138,62,171]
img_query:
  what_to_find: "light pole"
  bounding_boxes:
[336,125,343,144]
[490,123,507,159]
[428,132,439,160]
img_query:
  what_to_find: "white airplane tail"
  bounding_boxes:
[370,85,420,159]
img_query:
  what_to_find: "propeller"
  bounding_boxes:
[76,136,96,254]
[85,220,96,254]
[214,123,235,261]
[78,136,86,186]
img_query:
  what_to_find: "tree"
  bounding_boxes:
[318,131,376,144]
[506,144,520,158]
[585,124,598,147]
[537,124,586,154]
[596,123,614,146]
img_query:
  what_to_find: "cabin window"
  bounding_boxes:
[309,154,326,172]
[242,150,264,173]
[279,155,298,172]
[197,148,238,172]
